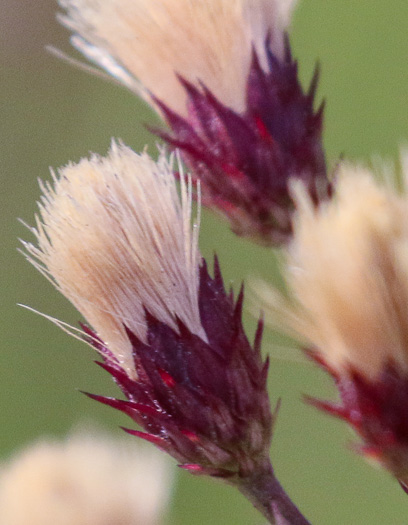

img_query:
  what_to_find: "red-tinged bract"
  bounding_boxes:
[155,37,329,246]
[85,258,274,479]
[306,352,408,491]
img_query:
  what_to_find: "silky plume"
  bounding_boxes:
[257,159,408,491]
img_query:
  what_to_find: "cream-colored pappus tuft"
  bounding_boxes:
[257,161,408,380]
[58,0,298,115]
[0,430,173,525]
[22,142,204,377]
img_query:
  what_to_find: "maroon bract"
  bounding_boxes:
[85,258,274,479]
[306,352,408,491]
[155,37,329,246]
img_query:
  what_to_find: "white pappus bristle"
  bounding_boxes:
[23,142,204,377]
[58,0,298,115]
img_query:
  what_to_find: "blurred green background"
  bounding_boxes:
[1,1,408,523]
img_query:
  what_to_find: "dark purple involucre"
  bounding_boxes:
[306,352,408,492]
[154,36,329,246]
[84,257,274,479]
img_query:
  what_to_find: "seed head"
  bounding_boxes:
[258,160,408,487]
[58,0,328,246]
[23,143,273,479]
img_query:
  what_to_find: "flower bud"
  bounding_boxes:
[59,0,329,245]
[24,143,273,480]
[259,160,408,489]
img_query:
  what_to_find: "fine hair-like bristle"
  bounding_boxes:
[258,161,408,379]
[22,142,204,376]
[58,0,297,115]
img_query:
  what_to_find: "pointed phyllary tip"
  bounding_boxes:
[153,34,328,246]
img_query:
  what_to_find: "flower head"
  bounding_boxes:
[59,0,328,245]
[23,143,273,480]
[258,160,408,488]
[0,430,173,525]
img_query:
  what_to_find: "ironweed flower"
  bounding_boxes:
[59,0,328,245]
[0,430,173,525]
[258,160,408,490]
[23,142,273,480]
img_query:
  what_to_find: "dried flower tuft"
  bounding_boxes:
[258,160,408,487]
[23,143,273,480]
[22,142,203,377]
[58,0,323,245]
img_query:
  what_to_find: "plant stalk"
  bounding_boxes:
[236,461,311,525]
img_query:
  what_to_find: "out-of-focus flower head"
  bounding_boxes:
[257,159,408,490]
[58,0,329,246]
[0,429,173,525]
[23,142,273,480]
[58,0,297,115]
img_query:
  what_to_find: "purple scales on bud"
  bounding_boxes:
[306,353,408,491]
[85,257,273,479]
[155,37,329,246]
